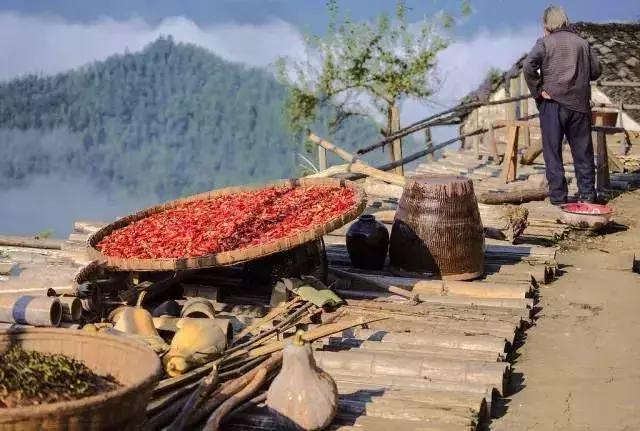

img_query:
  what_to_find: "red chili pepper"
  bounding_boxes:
[97,186,356,259]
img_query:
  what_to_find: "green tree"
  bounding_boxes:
[277,0,469,170]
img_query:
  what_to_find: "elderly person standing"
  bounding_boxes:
[523,5,602,205]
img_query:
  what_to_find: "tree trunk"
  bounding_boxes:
[387,104,404,176]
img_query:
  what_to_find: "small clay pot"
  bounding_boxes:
[346,215,389,270]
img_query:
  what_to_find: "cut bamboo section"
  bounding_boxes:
[0,235,64,250]
[335,288,534,311]
[337,396,477,427]
[350,316,518,343]
[331,268,530,299]
[315,350,510,395]
[321,338,505,362]
[337,328,507,354]
[335,382,488,422]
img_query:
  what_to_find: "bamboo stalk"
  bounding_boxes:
[204,367,268,431]
[0,235,63,250]
[315,350,509,394]
[337,328,507,354]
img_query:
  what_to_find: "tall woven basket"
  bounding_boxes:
[389,175,484,280]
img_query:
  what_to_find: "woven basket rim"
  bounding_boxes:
[87,177,366,271]
[0,328,161,420]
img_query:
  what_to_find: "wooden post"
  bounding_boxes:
[425,127,434,162]
[506,78,517,122]
[520,74,531,148]
[488,122,500,164]
[390,105,404,176]
[471,109,480,155]
[318,146,327,171]
[502,125,519,183]
[594,114,609,190]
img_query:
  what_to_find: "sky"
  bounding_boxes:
[0,0,637,114]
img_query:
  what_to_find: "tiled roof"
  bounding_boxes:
[460,22,640,122]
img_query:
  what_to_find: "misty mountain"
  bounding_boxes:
[0,37,378,201]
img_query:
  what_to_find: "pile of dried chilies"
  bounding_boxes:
[98,186,356,259]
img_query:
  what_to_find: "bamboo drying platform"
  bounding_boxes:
[1,163,639,430]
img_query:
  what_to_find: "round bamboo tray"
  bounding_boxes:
[0,328,161,431]
[87,178,366,271]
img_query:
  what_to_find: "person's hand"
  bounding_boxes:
[541,90,551,99]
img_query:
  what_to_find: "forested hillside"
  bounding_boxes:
[0,37,378,200]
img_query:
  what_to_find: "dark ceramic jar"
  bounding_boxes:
[346,214,389,270]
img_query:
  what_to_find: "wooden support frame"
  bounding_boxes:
[502,125,520,183]
[593,115,609,190]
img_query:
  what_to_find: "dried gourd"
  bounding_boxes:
[267,330,338,430]
[163,318,227,377]
[107,292,169,353]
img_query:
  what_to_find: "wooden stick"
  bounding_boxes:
[189,353,282,428]
[203,367,268,431]
[478,188,548,205]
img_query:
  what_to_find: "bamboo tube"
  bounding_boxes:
[0,294,62,327]
[330,369,493,397]
[341,304,519,339]
[315,350,509,394]
[337,396,477,426]
[344,299,530,325]
[338,328,507,353]
[58,296,82,322]
[321,338,505,362]
[354,317,517,342]
[335,288,533,311]
[337,416,471,431]
[330,268,529,299]
[336,382,488,420]
[0,235,63,250]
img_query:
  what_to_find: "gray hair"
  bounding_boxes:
[543,5,569,32]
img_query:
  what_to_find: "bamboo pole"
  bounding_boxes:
[323,338,505,362]
[0,235,63,250]
[338,328,507,354]
[337,396,477,426]
[314,350,510,394]
[332,269,530,299]
[335,381,488,420]
[307,133,406,186]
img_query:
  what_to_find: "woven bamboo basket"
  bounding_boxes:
[389,175,485,280]
[0,328,161,431]
[87,178,365,271]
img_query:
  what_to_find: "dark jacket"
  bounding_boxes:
[523,27,602,113]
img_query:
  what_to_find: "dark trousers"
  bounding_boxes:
[538,99,596,204]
